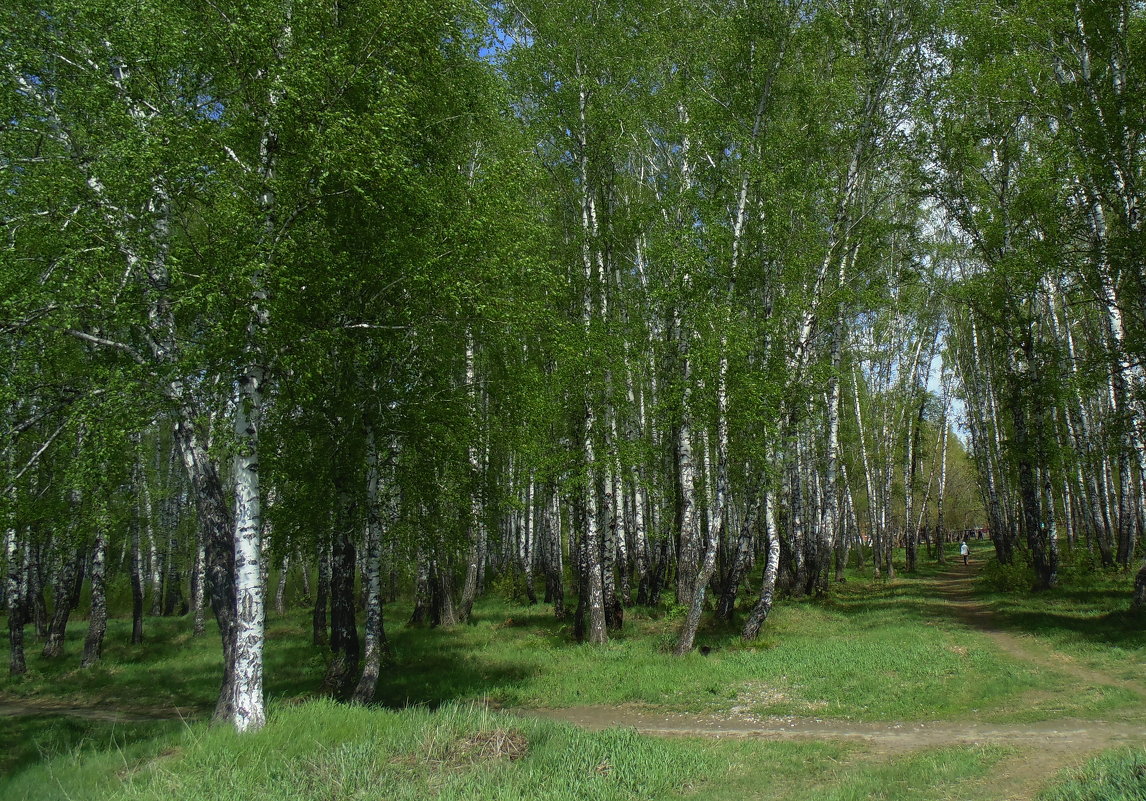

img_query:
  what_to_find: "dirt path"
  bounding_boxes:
[520,564,1146,801]
[3,566,1141,799]
[932,563,1146,701]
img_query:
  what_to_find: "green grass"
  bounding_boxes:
[1037,748,1146,801]
[0,714,180,778]
[973,557,1146,687]
[1,614,323,714]
[5,546,1144,725]
[3,547,1145,799]
[0,700,1008,801]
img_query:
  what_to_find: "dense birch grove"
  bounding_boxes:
[2,0,1143,731]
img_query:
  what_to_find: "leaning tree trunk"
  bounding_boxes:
[676,340,731,653]
[674,530,717,655]
[173,415,237,725]
[717,499,759,621]
[743,492,781,640]
[41,544,85,659]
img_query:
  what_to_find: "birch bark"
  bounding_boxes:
[6,526,24,676]
[575,68,607,646]
[742,491,781,640]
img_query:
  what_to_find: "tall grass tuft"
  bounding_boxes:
[1038,748,1146,801]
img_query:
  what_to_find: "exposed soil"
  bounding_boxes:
[519,563,1146,801]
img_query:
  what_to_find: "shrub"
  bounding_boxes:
[979,558,1035,593]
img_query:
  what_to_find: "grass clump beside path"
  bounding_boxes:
[1038,748,1146,801]
[1,700,1007,801]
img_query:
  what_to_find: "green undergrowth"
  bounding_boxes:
[1037,747,1146,801]
[0,700,1009,801]
[973,549,1146,687]
[422,593,1043,722]
[4,545,1144,727]
[0,614,321,714]
[4,551,1144,799]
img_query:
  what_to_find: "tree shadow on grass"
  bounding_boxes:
[368,607,548,710]
[988,607,1146,650]
[810,566,1146,653]
[0,714,180,779]
[2,614,327,718]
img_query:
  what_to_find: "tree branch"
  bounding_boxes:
[65,328,147,364]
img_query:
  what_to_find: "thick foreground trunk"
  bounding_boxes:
[231,379,266,732]
[173,417,237,725]
[41,545,85,659]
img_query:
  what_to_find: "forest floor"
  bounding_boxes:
[4,554,1145,801]
[520,560,1146,801]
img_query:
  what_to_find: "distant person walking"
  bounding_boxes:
[960,540,969,565]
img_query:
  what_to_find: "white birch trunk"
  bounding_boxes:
[191,533,207,636]
[231,369,265,732]
[576,70,607,645]
[743,491,781,640]
[6,522,25,675]
[936,392,950,564]
[459,327,485,621]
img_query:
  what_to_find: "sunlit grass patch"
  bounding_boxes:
[1038,747,1146,801]
[0,701,795,801]
[5,700,1012,801]
[5,550,1145,742]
